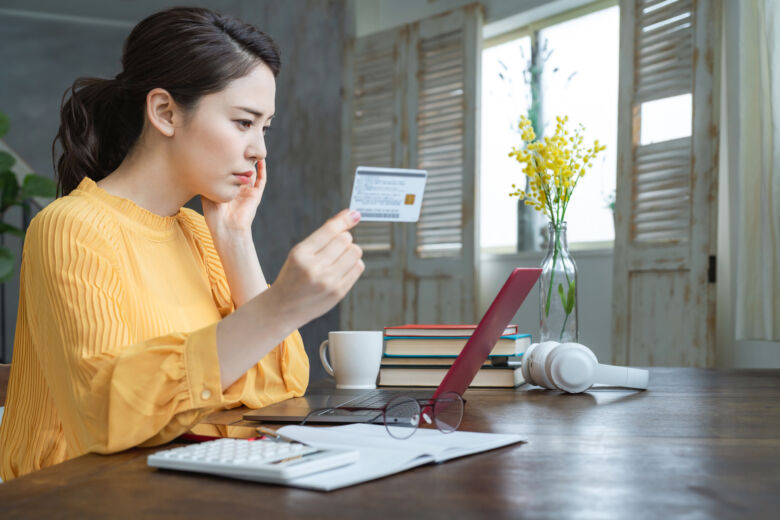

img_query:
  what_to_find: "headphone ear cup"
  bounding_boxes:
[527,341,560,389]
[520,343,539,384]
[546,343,598,393]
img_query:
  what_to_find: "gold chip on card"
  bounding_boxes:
[404,194,416,205]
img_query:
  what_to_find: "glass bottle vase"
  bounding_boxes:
[539,221,578,343]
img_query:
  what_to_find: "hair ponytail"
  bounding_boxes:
[52,7,281,197]
[53,76,143,196]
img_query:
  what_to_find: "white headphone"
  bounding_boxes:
[521,341,649,393]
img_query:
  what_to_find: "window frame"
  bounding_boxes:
[480,0,619,256]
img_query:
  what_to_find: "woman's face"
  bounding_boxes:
[172,62,276,203]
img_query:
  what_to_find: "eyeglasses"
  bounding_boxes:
[300,391,465,440]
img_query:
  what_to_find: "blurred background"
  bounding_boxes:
[1,0,778,378]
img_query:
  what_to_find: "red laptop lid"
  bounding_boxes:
[432,268,541,399]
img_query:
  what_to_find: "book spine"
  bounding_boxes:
[378,368,523,388]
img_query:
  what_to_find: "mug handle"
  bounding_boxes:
[319,339,335,376]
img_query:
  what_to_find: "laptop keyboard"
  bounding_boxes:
[345,389,432,408]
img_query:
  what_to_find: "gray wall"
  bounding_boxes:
[0,1,350,381]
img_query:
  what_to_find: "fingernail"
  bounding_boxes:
[349,210,361,223]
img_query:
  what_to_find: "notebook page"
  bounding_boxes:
[276,424,525,490]
[317,424,525,462]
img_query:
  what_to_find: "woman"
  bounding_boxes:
[0,6,363,480]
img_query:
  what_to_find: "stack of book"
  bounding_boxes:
[378,324,531,388]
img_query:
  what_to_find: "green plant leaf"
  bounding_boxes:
[558,283,566,309]
[21,174,57,199]
[0,112,9,138]
[0,151,16,172]
[0,171,19,211]
[0,245,15,283]
[564,280,576,314]
[0,221,25,238]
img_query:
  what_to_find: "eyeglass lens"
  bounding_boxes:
[384,396,421,439]
[432,391,464,433]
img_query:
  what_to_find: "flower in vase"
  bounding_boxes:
[508,115,607,228]
[507,115,607,341]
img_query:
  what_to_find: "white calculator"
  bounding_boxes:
[147,437,359,485]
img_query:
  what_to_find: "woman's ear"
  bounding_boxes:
[145,88,178,137]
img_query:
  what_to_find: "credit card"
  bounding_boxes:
[348,166,427,222]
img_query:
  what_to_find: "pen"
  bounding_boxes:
[256,426,308,445]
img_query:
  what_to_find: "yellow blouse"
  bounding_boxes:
[0,177,309,481]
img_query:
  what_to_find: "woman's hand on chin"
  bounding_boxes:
[202,159,267,237]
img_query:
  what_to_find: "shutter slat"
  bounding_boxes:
[422,56,463,76]
[635,187,689,204]
[635,197,690,213]
[419,88,467,105]
[633,207,688,223]
[639,0,692,29]
[349,39,398,252]
[633,228,687,243]
[641,21,691,45]
[636,177,689,194]
[413,22,470,258]
[638,26,691,55]
[636,136,690,156]
[631,132,691,244]
[636,166,690,184]
[420,30,460,50]
[417,215,461,228]
[418,111,465,129]
[637,67,692,91]
[634,217,688,233]
[421,75,462,94]
[636,159,689,173]
[635,0,694,102]
[639,46,692,74]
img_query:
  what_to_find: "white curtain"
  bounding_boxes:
[726,0,780,341]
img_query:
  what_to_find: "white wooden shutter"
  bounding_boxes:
[612,0,719,366]
[340,26,406,330]
[404,5,482,324]
[341,5,482,330]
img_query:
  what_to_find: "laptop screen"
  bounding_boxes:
[432,268,541,399]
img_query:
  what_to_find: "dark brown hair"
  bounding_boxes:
[53,6,281,196]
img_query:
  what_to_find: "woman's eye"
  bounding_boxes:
[236,120,253,130]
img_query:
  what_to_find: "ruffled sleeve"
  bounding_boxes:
[178,209,309,408]
[23,209,224,455]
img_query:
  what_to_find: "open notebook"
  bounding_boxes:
[275,424,524,491]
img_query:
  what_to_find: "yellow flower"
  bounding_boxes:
[508,114,605,225]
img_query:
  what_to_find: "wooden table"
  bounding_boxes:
[1,368,778,518]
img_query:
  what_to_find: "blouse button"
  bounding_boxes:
[201,389,212,400]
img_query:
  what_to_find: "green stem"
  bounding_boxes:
[559,311,570,341]
[556,226,573,287]
[544,226,560,316]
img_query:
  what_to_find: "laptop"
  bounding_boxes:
[243,267,541,424]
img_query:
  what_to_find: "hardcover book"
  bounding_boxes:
[379,366,525,388]
[384,323,519,337]
[384,333,531,357]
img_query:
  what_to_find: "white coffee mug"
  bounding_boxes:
[319,331,383,389]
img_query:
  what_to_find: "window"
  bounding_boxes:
[480,35,532,253]
[480,2,620,253]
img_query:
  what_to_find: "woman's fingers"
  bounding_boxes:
[330,242,363,281]
[271,210,365,328]
[317,230,355,267]
[302,209,360,254]
[255,159,266,187]
[339,258,365,295]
